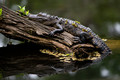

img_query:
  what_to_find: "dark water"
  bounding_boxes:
[0,39,119,80]
[0,0,120,80]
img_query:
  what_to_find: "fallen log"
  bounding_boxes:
[0,5,101,77]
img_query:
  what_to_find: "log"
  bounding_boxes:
[0,5,100,77]
[0,4,73,53]
[0,5,95,52]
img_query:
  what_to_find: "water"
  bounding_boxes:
[0,39,119,80]
[0,0,120,80]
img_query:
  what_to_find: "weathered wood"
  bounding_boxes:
[0,5,95,54]
[0,5,70,52]
[0,5,100,77]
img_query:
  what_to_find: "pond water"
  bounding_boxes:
[0,39,119,80]
[0,0,120,80]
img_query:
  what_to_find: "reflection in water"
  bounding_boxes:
[106,40,120,50]
[28,74,39,79]
[0,39,120,80]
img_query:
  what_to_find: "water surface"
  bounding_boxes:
[0,0,120,80]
